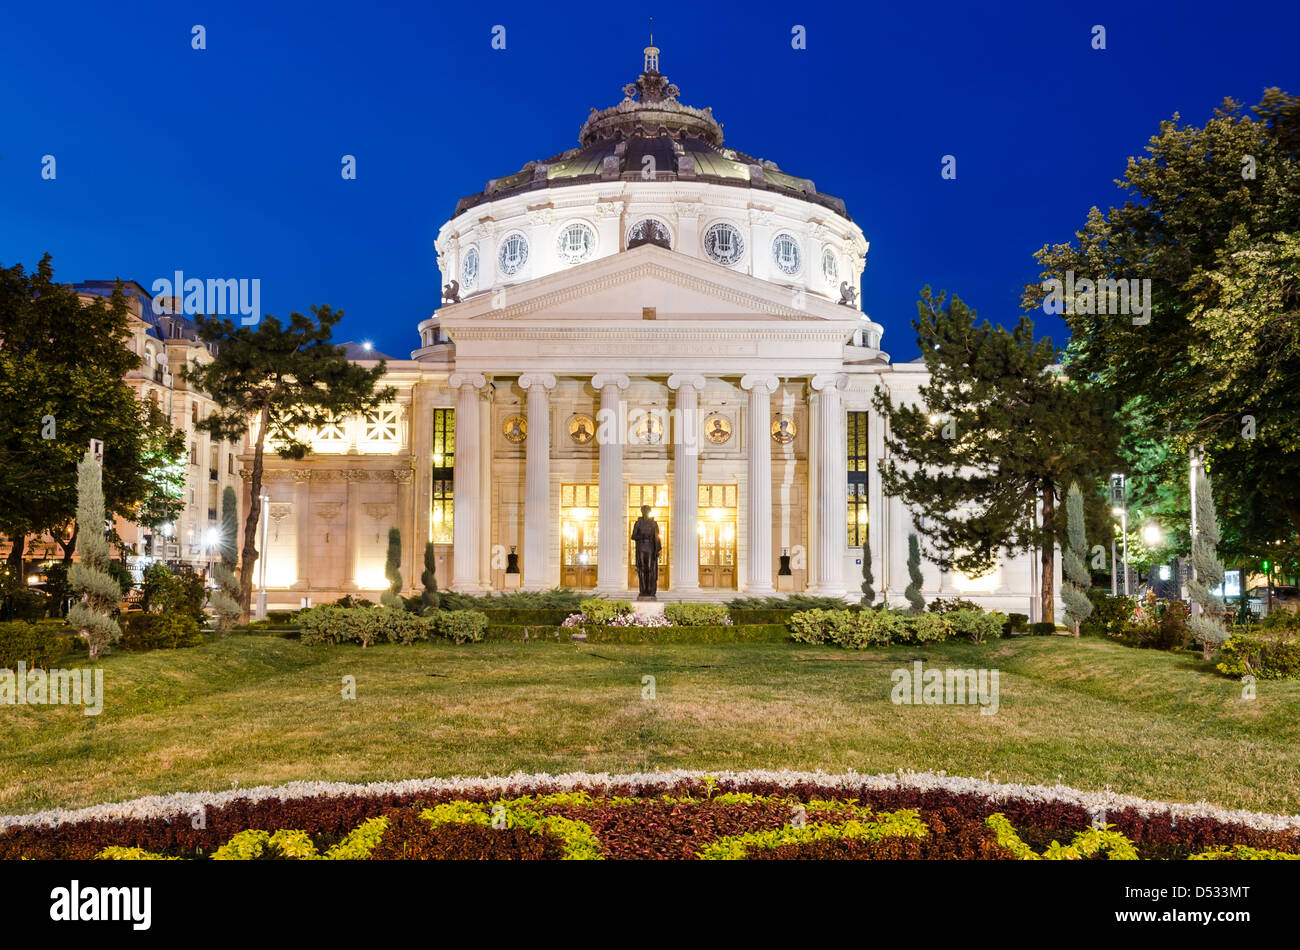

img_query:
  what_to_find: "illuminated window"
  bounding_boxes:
[316,413,347,445]
[430,408,454,543]
[365,407,400,443]
[847,411,869,547]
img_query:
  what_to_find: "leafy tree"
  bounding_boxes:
[1188,474,1228,660]
[208,486,241,633]
[0,258,150,578]
[133,400,188,537]
[1026,90,1300,554]
[421,542,440,614]
[1062,483,1093,636]
[873,288,1120,621]
[185,306,393,619]
[67,451,121,659]
[860,541,875,607]
[381,527,403,609]
[904,533,925,613]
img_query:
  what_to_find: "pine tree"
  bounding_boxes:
[208,486,242,633]
[873,288,1119,621]
[1187,474,1228,660]
[186,305,393,621]
[421,542,440,614]
[1061,482,1094,636]
[860,541,875,607]
[904,533,925,613]
[381,527,403,609]
[67,450,121,659]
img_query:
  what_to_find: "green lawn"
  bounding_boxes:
[2,633,1297,815]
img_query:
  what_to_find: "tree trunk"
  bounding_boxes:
[5,534,25,574]
[59,523,78,564]
[1040,487,1055,627]
[238,405,270,623]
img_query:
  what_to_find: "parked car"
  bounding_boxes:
[1246,585,1300,614]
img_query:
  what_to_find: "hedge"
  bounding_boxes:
[298,606,486,646]
[478,608,573,625]
[119,613,204,651]
[483,623,790,644]
[662,603,731,626]
[1217,632,1300,680]
[0,620,73,669]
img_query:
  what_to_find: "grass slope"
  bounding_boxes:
[2,634,1296,814]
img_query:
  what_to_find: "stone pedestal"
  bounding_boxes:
[630,599,666,620]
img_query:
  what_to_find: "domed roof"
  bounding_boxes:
[452,45,851,221]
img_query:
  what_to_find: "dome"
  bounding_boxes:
[452,46,850,221]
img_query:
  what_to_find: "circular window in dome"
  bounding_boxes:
[772,232,802,275]
[821,247,838,285]
[461,246,479,290]
[704,222,744,266]
[498,233,529,276]
[628,218,672,249]
[556,222,596,264]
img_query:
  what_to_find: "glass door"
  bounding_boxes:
[560,484,598,588]
[698,484,737,588]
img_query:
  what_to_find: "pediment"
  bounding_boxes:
[438,244,860,328]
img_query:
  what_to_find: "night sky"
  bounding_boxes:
[3,0,1297,360]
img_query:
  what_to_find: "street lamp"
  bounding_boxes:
[1110,473,1128,596]
[1142,522,1162,546]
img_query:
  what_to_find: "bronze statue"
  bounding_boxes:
[631,504,661,599]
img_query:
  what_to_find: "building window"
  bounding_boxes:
[556,222,596,264]
[315,413,347,445]
[431,408,455,543]
[365,407,400,444]
[192,403,199,425]
[461,246,479,290]
[498,233,529,276]
[703,222,744,266]
[227,452,234,474]
[771,232,802,275]
[847,411,869,547]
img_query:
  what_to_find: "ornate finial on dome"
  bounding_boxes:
[645,17,658,73]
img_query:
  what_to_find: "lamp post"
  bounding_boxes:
[1110,473,1128,596]
[257,493,270,621]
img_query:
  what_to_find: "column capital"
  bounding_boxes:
[591,373,630,391]
[810,372,848,392]
[740,374,780,393]
[448,372,487,390]
[667,373,706,392]
[518,372,557,391]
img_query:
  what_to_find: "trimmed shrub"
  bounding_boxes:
[903,612,954,644]
[1217,632,1300,680]
[1004,613,1029,636]
[438,589,587,611]
[0,620,71,669]
[119,614,203,651]
[945,608,1004,644]
[579,599,632,624]
[663,603,731,626]
[483,624,790,643]
[726,609,798,625]
[788,609,905,648]
[298,605,436,646]
[435,610,487,644]
[928,597,982,615]
[479,608,574,625]
[1030,622,1057,636]
[727,594,851,611]
[1081,591,1135,637]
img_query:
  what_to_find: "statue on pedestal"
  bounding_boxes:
[631,505,661,599]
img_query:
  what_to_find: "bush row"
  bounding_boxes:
[788,607,1005,648]
[0,620,75,668]
[298,606,487,646]
[1217,631,1300,680]
[118,614,204,651]
[483,623,790,643]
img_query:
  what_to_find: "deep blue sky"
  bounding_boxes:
[3,0,1297,361]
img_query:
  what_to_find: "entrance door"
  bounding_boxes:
[698,484,737,588]
[628,483,670,590]
[560,484,598,588]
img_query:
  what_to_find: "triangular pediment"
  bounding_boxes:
[438,243,860,328]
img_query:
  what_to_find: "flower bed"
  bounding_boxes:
[4,770,1297,861]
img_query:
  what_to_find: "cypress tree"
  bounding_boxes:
[1187,474,1228,660]
[860,541,875,607]
[381,527,403,609]
[68,450,121,659]
[208,485,242,633]
[904,533,925,613]
[421,541,440,614]
[1061,482,1093,636]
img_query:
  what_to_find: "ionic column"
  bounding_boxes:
[740,374,779,594]
[811,373,848,597]
[667,373,705,592]
[292,471,311,590]
[449,372,486,591]
[518,373,556,590]
[592,373,629,593]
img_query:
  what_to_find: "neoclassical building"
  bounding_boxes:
[247,46,1059,617]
